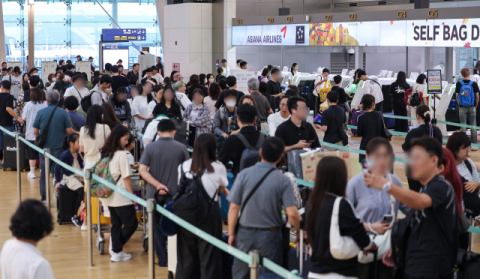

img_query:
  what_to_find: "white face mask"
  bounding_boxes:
[52,78,57,82]
[225,100,236,108]
[209,78,214,83]
[32,73,39,76]
[65,76,71,81]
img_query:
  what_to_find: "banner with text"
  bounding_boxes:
[230,69,258,93]
[232,18,480,47]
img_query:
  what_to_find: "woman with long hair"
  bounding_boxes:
[22,87,47,178]
[152,87,182,118]
[186,74,208,100]
[148,84,164,117]
[101,125,138,262]
[106,86,132,127]
[175,133,229,279]
[54,133,84,227]
[204,83,221,120]
[183,88,211,146]
[306,156,376,278]
[79,104,111,170]
[132,82,152,134]
[346,138,410,279]
[288,63,299,85]
[206,73,215,87]
[402,104,442,192]
[102,102,121,130]
[409,74,428,127]
[199,73,207,87]
[259,68,270,83]
[389,71,410,132]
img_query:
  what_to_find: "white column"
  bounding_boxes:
[420,47,431,73]
[445,47,454,83]
[355,46,363,70]
[28,4,34,68]
[223,0,236,71]
[0,1,6,63]
[155,0,165,55]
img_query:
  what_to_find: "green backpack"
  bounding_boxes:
[90,156,120,198]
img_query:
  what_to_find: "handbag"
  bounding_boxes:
[379,112,392,141]
[330,196,362,260]
[358,174,395,263]
[35,106,58,148]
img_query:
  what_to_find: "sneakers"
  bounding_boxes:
[81,225,88,231]
[110,251,132,262]
[71,216,83,227]
[109,237,113,256]
[42,200,47,206]
[27,172,37,179]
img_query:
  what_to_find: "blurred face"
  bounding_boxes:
[322,72,329,78]
[117,92,127,102]
[360,75,367,81]
[241,64,247,69]
[155,89,164,99]
[74,78,84,87]
[193,92,203,105]
[225,96,237,108]
[164,90,174,101]
[242,98,254,106]
[156,57,160,63]
[134,65,139,71]
[130,88,139,98]
[456,145,470,161]
[119,134,129,149]
[366,145,392,174]
[105,86,112,94]
[292,100,308,120]
[23,75,29,81]
[56,73,62,80]
[222,62,227,67]
[147,71,152,78]
[294,65,299,71]
[279,98,289,113]
[143,83,152,94]
[409,146,438,181]
[208,76,214,83]
[272,71,281,80]
[118,66,123,73]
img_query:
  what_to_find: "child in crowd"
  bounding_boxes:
[54,133,85,227]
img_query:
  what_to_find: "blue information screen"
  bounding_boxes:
[102,28,146,41]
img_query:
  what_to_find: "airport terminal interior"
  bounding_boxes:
[1,0,480,278]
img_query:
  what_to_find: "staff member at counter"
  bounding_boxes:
[288,63,299,85]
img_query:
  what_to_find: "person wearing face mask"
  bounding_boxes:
[213,90,238,152]
[206,73,214,88]
[29,68,45,90]
[183,88,211,147]
[107,86,132,127]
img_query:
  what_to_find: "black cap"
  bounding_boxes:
[88,56,93,60]
[76,55,81,58]
[221,59,227,63]
[357,70,367,77]
[322,68,330,74]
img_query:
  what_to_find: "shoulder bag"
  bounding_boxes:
[35,106,58,148]
[358,175,395,263]
[378,112,392,141]
[330,195,362,259]
[235,169,275,234]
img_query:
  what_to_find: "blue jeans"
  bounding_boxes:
[39,147,63,201]
[0,126,14,151]
[154,211,168,266]
[459,106,478,144]
[232,228,283,279]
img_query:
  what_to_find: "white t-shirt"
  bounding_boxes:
[175,91,192,112]
[79,124,111,162]
[147,100,159,117]
[152,73,164,85]
[64,86,90,111]
[203,96,216,120]
[3,75,23,98]
[359,76,384,104]
[143,116,169,143]
[177,159,228,202]
[1,238,55,279]
[288,71,298,84]
[131,95,149,132]
[267,112,290,136]
[22,101,48,141]
[102,151,133,207]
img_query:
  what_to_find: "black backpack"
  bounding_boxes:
[81,91,102,113]
[172,165,217,226]
[409,91,421,107]
[235,133,264,172]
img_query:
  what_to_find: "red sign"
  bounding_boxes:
[172,63,180,72]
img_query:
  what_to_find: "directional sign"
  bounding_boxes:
[102,28,146,41]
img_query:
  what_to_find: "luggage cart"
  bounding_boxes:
[132,174,149,252]
[94,198,110,255]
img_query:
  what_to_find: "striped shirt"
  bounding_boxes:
[457,158,480,183]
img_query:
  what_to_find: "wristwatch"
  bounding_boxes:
[382,181,392,193]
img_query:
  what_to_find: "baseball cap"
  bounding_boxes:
[221,59,227,63]
[322,68,330,74]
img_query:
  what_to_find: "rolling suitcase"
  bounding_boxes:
[383,111,395,129]
[350,109,365,136]
[2,132,28,171]
[56,185,79,225]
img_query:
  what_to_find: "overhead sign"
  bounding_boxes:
[232,18,480,47]
[231,69,258,94]
[427,69,443,94]
[41,61,57,85]
[102,28,146,41]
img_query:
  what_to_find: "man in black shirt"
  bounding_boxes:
[218,104,262,175]
[215,76,244,109]
[110,65,129,94]
[141,67,158,87]
[22,75,41,103]
[0,80,24,165]
[364,137,457,279]
[156,56,164,76]
[127,63,140,82]
[318,91,345,150]
[266,68,284,110]
[331,75,347,107]
[275,96,320,151]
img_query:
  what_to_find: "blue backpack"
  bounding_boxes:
[458,80,475,107]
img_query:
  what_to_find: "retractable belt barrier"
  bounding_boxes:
[0,125,301,279]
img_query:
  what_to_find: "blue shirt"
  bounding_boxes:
[33,104,73,149]
[67,111,86,132]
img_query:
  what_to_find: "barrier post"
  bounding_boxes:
[85,169,94,267]
[15,134,21,203]
[147,199,155,278]
[249,250,260,279]
[44,148,51,213]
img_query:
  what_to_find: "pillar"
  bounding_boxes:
[212,0,236,73]
[0,1,7,63]
[354,46,363,70]
[28,4,34,69]
[155,0,165,57]
[445,47,454,83]
[420,47,431,73]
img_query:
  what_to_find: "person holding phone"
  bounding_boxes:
[346,137,410,279]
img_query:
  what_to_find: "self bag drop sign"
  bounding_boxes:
[232,18,480,47]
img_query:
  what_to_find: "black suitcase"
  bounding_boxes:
[2,132,28,171]
[56,185,79,225]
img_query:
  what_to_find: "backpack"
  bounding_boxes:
[458,80,475,107]
[235,133,264,172]
[409,90,421,107]
[404,88,413,106]
[172,165,217,226]
[81,91,102,112]
[90,156,121,198]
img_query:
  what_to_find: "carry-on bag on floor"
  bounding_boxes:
[2,132,28,171]
[287,230,310,279]
[167,235,177,279]
[456,215,480,279]
[350,109,365,136]
[383,111,395,129]
[57,185,79,225]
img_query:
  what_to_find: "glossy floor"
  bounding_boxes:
[0,134,479,278]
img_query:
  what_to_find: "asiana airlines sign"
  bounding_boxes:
[232,18,480,47]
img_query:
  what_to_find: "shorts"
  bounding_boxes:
[25,140,39,160]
